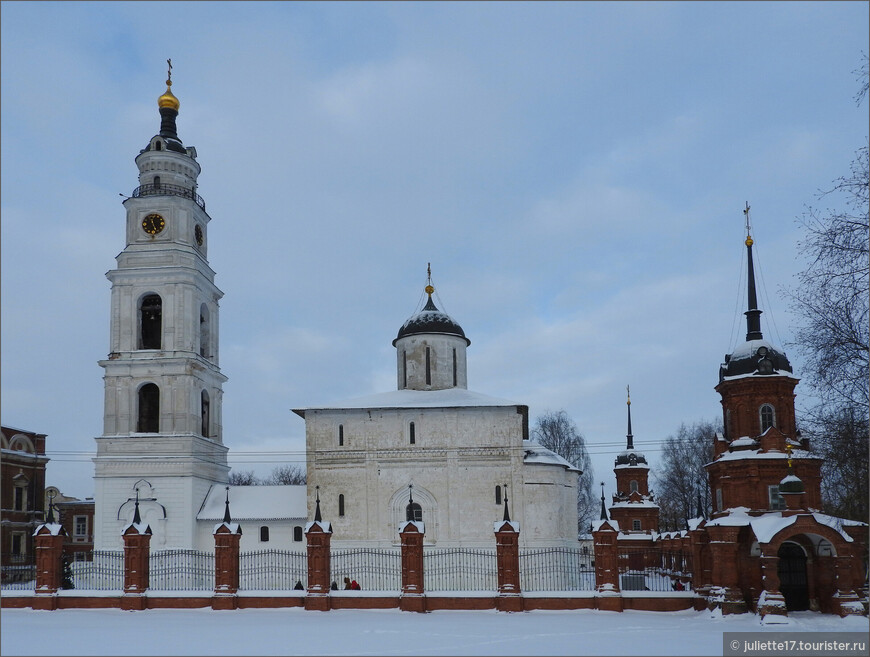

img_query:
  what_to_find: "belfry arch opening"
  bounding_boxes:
[138,383,160,433]
[199,303,210,358]
[140,294,162,350]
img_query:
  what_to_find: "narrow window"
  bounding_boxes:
[768,485,786,511]
[629,480,639,494]
[153,175,161,187]
[199,304,210,358]
[425,347,431,385]
[760,404,775,432]
[293,526,303,542]
[406,501,422,522]
[338,424,344,446]
[715,488,723,512]
[260,526,270,542]
[155,141,162,151]
[74,516,88,537]
[138,383,160,433]
[13,486,26,511]
[409,422,416,445]
[495,485,502,505]
[632,519,641,531]
[453,348,457,387]
[140,294,162,350]
[201,390,210,437]
[11,533,24,557]
[403,351,407,389]
[338,494,345,517]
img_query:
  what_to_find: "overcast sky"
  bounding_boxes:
[2,1,867,503]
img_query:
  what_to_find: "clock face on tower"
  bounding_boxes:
[194,224,203,246]
[142,213,166,236]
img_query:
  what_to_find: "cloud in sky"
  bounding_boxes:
[2,1,867,502]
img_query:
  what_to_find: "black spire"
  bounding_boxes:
[626,385,634,450]
[599,482,608,521]
[743,203,763,342]
[502,483,511,523]
[132,488,142,525]
[223,486,232,524]
[314,485,322,523]
[46,490,56,524]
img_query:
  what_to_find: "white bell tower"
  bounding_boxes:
[93,63,229,550]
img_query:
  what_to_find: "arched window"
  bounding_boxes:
[140,295,162,350]
[338,424,344,446]
[409,422,416,445]
[425,347,431,385]
[153,175,161,187]
[260,526,270,542]
[406,501,422,522]
[138,383,160,433]
[495,485,502,505]
[155,141,162,151]
[293,526,303,542]
[760,404,775,432]
[338,494,345,517]
[199,304,210,358]
[630,480,639,494]
[201,390,210,437]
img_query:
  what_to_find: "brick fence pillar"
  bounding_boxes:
[399,520,426,612]
[213,521,242,610]
[32,523,67,610]
[757,548,787,620]
[688,523,711,601]
[592,520,621,611]
[305,518,333,611]
[833,552,864,617]
[494,520,522,612]
[705,525,746,614]
[121,521,152,611]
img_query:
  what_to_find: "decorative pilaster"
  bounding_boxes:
[121,521,152,610]
[833,553,864,617]
[757,550,788,621]
[32,523,66,610]
[399,520,426,612]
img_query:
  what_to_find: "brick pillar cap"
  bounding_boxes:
[592,519,618,533]
[34,523,66,537]
[304,520,332,534]
[213,521,242,535]
[122,521,152,536]
[399,520,425,534]
[494,520,520,533]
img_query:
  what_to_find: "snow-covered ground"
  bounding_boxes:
[1,607,867,656]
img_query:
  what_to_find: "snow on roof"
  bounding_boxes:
[591,519,618,532]
[293,388,520,415]
[304,519,331,533]
[213,521,242,535]
[121,521,151,535]
[33,522,64,537]
[706,509,859,544]
[610,500,660,509]
[617,532,656,541]
[494,520,521,533]
[197,485,307,521]
[523,441,581,472]
[729,437,758,449]
[398,520,425,534]
[614,462,650,470]
[780,474,802,485]
[714,448,820,463]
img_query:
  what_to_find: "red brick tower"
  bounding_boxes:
[609,387,659,533]
[708,208,822,517]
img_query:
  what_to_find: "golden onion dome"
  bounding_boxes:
[158,80,180,111]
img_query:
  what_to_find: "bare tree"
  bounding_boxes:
[786,56,869,522]
[264,464,307,485]
[653,420,718,532]
[531,410,595,532]
[228,469,260,486]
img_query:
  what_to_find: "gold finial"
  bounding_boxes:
[425,262,434,296]
[626,384,631,406]
[743,202,753,246]
[158,58,180,111]
[786,443,793,469]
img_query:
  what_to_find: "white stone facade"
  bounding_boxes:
[93,95,229,551]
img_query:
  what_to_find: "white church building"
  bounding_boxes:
[92,72,581,552]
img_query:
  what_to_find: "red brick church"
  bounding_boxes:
[596,216,867,617]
